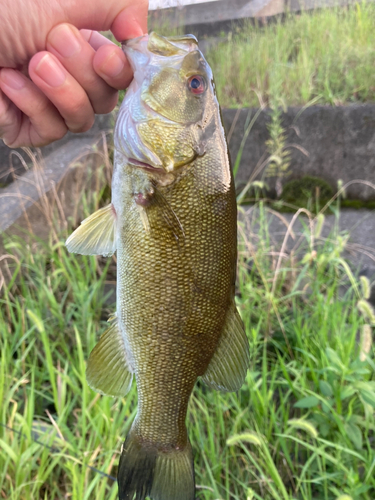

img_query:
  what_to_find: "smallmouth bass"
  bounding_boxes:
[66,32,250,500]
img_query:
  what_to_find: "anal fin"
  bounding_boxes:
[201,302,250,392]
[65,204,116,257]
[86,316,133,397]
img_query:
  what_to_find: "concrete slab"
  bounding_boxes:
[240,206,375,280]
[0,114,113,233]
[0,114,113,186]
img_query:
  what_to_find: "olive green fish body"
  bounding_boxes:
[66,32,250,500]
[115,138,237,449]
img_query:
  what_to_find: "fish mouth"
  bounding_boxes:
[128,157,165,174]
[122,34,149,48]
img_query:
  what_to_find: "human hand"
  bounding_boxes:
[0,0,148,148]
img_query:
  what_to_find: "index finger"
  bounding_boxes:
[80,30,115,51]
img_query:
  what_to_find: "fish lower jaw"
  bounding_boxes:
[127,157,176,186]
[128,157,164,172]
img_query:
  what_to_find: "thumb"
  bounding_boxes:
[65,0,148,40]
[111,1,149,41]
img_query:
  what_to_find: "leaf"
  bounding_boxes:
[322,401,331,414]
[355,382,375,407]
[294,396,320,409]
[340,386,356,400]
[356,381,375,391]
[27,309,45,333]
[355,484,372,495]
[319,422,330,438]
[0,439,17,461]
[359,390,375,408]
[349,414,365,425]
[344,422,362,450]
[347,368,370,376]
[319,380,333,397]
[326,347,344,370]
[312,413,326,424]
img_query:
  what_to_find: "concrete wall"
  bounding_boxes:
[2,103,375,236]
[222,105,375,200]
[149,0,375,37]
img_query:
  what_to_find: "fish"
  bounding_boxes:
[65,32,250,500]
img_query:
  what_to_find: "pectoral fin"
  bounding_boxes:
[65,204,117,257]
[149,187,185,245]
[201,303,250,392]
[86,316,133,397]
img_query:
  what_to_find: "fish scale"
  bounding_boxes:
[66,32,250,500]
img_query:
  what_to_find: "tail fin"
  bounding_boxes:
[118,425,195,500]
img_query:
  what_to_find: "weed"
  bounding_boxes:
[206,2,375,108]
[264,105,291,197]
[1,152,375,499]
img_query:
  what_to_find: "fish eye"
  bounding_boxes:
[187,75,206,95]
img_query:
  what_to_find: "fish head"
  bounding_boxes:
[115,32,218,177]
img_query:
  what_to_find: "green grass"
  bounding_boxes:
[206,1,375,108]
[1,162,375,500]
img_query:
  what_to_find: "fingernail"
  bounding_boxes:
[101,52,125,78]
[0,69,25,90]
[49,24,81,58]
[35,54,66,87]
